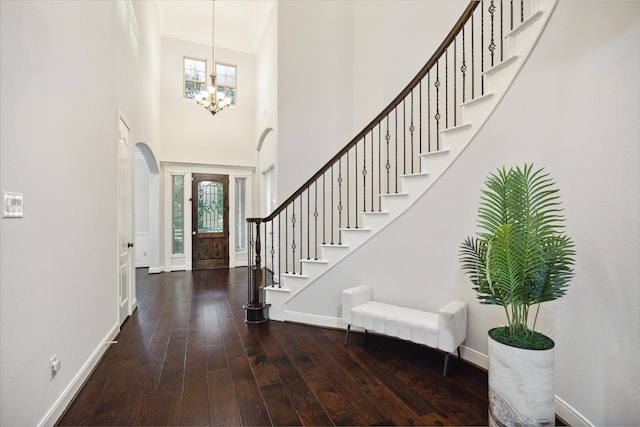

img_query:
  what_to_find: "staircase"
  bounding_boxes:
[248,0,559,324]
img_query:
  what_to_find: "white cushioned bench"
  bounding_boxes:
[342,285,467,376]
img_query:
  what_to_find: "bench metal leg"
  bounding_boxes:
[344,325,351,345]
[443,353,450,377]
[443,347,461,377]
[364,329,369,345]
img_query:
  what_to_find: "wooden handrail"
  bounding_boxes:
[248,0,480,225]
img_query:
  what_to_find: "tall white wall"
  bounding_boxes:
[159,38,256,167]
[287,1,640,425]
[277,0,355,201]
[255,2,278,216]
[276,0,466,205]
[0,1,161,425]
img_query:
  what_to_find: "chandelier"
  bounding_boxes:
[195,0,231,116]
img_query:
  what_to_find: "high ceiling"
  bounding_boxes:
[157,0,275,53]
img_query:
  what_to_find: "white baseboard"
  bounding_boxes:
[283,310,343,329]
[148,266,162,274]
[460,345,489,370]
[37,322,120,427]
[555,396,593,426]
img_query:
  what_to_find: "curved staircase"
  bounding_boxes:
[252,0,559,324]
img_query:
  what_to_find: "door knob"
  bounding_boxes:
[192,231,197,235]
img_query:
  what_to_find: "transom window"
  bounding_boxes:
[184,57,207,100]
[216,63,237,106]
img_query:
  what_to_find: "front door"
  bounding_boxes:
[192,174,229,269]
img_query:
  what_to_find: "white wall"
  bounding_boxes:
[159,37,256,167]
[276,0,467,205]
[276,0,355,202]
[0,1,161,426]
[287,1,640,425]
[135,150,151,267]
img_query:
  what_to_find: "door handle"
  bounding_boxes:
[192,231,197,236]
[127,242,134,248]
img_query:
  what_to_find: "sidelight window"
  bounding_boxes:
[172,175,184,254]
[235,178,246,251]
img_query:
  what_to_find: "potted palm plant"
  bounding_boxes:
[460,164,575,426]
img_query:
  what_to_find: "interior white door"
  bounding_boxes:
[118,115,133,325]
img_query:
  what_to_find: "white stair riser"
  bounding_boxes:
[339,228,372,247]
[300,260,329,278]
[399,174,431,195]
[361,211,390,230]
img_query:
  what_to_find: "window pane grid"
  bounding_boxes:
[184,57,207,100]
[235,178,246,251]
[172,175,184,254]
[216,63,237,105]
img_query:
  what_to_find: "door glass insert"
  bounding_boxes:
[198,180,224,233]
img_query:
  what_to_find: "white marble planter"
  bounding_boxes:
[488,330,555,426]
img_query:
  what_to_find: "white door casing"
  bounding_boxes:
[117,113,135,325]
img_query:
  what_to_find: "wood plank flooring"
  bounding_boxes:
[57,267,490,426]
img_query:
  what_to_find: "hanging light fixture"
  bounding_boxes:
[195,0,231,116]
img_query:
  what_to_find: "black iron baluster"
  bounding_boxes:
[445,48,449,130]
[403,99,406,175]
[500,0,504,61]
[394,108,398,193]
[291,203,296,274]
[410,90,415,174]
[454,38,457,127]
[322,173,326,245]
[314,181,318,259]
[338,158,343,242]
[330,165,334,245]
[362,134,367,214]
[300,195,303,273]
[370,129,374,212]
[510,0,514,31]
[378,124,381,209]
[472,13,475,99]
[481,0,485,95]
[307,188,310,260]
[285,206,289,273]
[278,214,281,287]
[385,115,391,194]
[419,80,423,161]
[355,142,359,227]
[346,151,350,229]
[427,72,431,153]
[489,0,496,67]
[521,0,524,24]
[435,61,441,152]
[462,24,467,103]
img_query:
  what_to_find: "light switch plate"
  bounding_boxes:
[2,192,23,218]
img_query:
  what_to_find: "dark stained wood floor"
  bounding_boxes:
[57,267,490,426]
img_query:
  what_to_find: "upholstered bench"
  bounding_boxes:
[342,285,467,376]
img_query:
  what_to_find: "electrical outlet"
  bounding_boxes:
[50,355,61,378]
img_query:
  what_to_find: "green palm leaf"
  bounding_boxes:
[460,164,575,339]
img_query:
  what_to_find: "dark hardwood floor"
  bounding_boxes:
[57,267,490,426]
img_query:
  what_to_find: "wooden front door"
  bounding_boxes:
[192,174,229,269]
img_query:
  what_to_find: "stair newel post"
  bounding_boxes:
[243,218,270,323]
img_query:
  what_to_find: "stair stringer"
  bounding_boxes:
[266,0,559,324]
